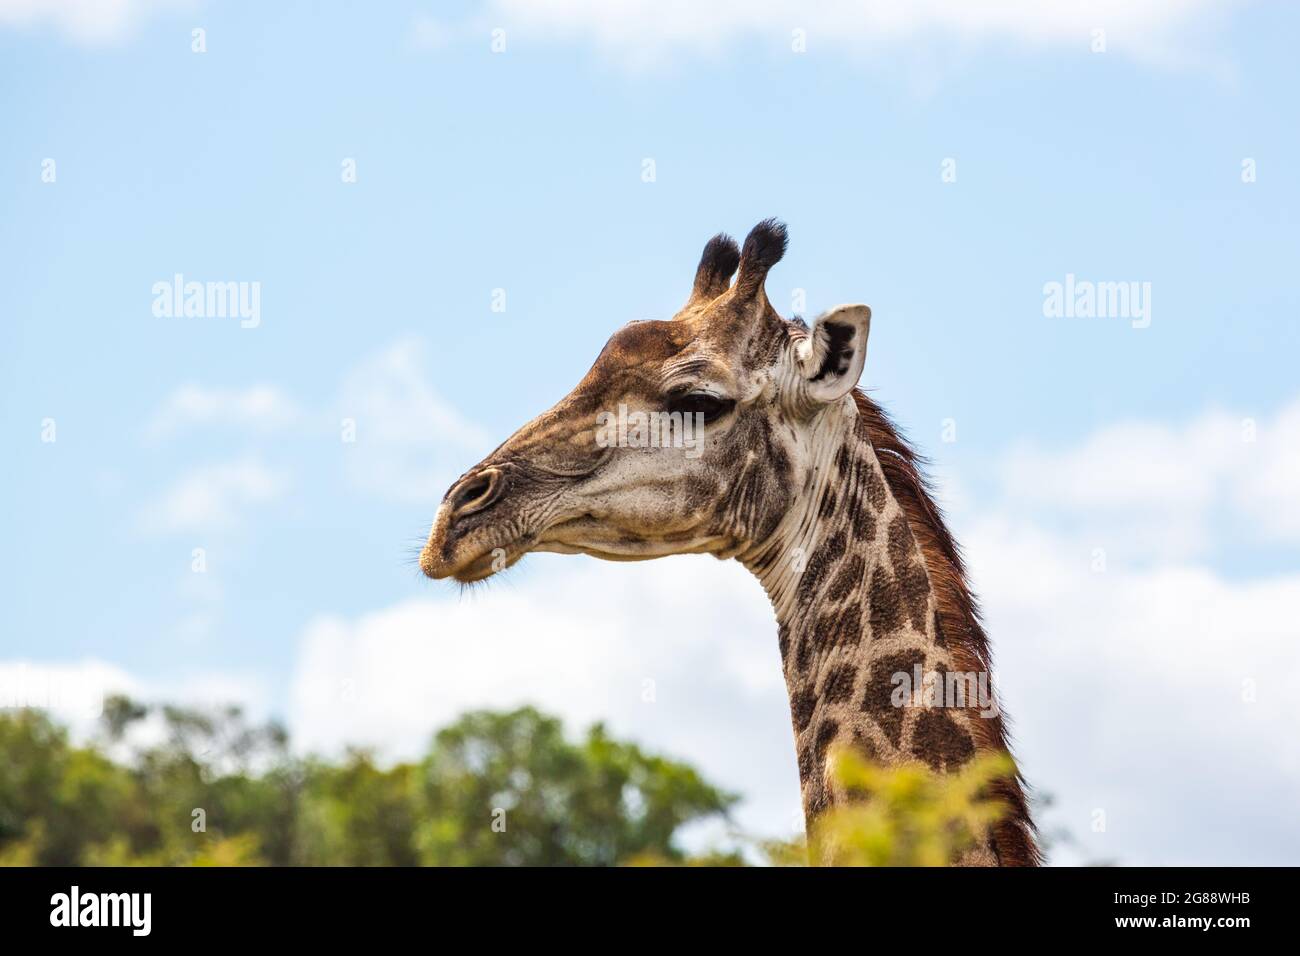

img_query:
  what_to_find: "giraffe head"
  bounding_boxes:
[420,219,871,583]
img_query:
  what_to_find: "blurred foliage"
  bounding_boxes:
[806,747,1014,866]
[2,699,1096,867]
[0,699,736,866]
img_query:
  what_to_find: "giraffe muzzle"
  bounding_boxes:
[420,466,526,581]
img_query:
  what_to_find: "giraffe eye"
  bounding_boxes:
[667,392,735,423]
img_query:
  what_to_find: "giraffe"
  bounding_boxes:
[420,220,1039,865]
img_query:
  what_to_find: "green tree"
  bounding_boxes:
[414,707,737,865]
[0,701,738,867]
[0,710,136,865]
[293,752,420,866]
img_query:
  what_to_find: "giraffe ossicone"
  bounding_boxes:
[420,219,1039,865]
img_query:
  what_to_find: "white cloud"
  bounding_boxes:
[339,338,491,503]
[0,0,193,45]
[145,384,302,441]
[0,659,269,743]
[141,457,288,534]
[289,555,804,839]
[962,515,1300,865]
[483,0,1241,69]
[135,339,486,529]
[5,0,1240,67]
[1235,400,1300,541]
[951,395,1300,863]
[996,398,1300,560]
[0,660,134,733]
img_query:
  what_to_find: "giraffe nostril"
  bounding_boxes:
[450,468,504,519]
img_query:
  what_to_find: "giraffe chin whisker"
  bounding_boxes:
[435,542,527,584]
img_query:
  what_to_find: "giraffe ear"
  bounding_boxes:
[796,304,872,403]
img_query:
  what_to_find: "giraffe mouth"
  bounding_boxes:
[420,507,598,583]
[421,532,532,583]
[424,511,718,583]
[533,515,722,562]
[418,494,519,583]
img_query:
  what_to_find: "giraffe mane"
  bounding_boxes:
[853,388,1042,866]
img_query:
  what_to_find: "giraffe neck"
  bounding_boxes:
[741,397,1001,864]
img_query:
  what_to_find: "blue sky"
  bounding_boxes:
[2,1,1298,864]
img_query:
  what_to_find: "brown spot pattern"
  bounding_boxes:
[867,566,904,637]
[820,663,857,703]
[816,602,862,649]
[796,530,845,606]
[861,649,924,747]
[910,711,975,771]
[825,554,865,604]
[813,719,840,765]
[819,488,838,519]
[850,500,877,542]
[794,632,813,675]
[887,514,914,567]
[791,688,816,731]
[865,457,887,511]
[897,563,930,630]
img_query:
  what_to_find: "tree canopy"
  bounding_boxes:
[0,699,739,866]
